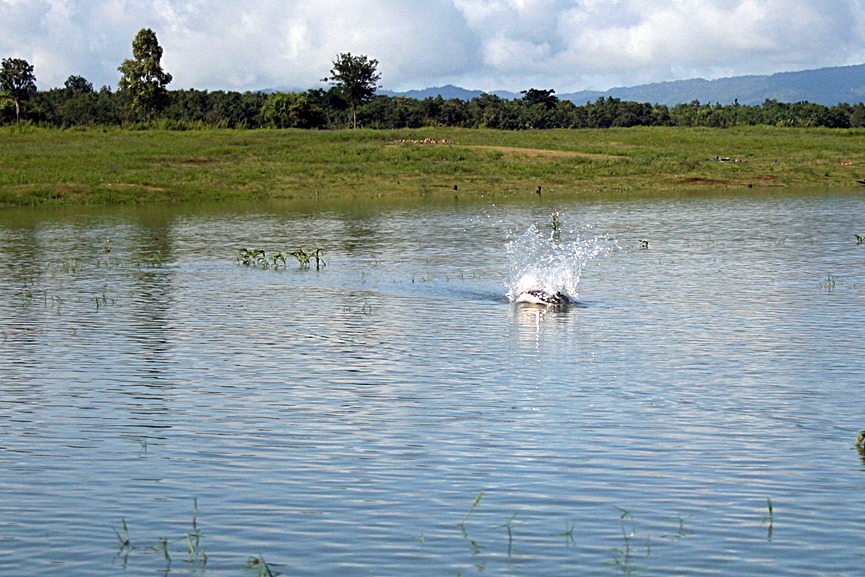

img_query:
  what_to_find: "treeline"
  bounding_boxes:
[4,34,865,131]
[11,84,865,130]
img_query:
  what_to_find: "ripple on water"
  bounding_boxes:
[2,194,865,576]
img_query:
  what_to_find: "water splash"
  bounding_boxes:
[505,222,610,303]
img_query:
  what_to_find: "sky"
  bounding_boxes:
[3,0,865,94]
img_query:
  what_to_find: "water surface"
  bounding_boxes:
[1,190,865,576]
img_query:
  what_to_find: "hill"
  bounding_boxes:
[380,84,520,101]
[387,63,865,106]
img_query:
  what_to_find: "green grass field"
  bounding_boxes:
[2,125,864,207]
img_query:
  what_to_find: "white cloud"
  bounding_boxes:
[1,0,864,93]
[453,0,865,89]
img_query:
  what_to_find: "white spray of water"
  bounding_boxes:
[505,223,610,302]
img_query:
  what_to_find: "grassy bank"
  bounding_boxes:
[2,125,865,207]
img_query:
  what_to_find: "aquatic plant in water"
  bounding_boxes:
[552,519,577,545]
[505,218,612,303]
[112,499,207,572]
[247,555,281,577]
[496,511,525,556]
[763,498,774,540]
[458,490,485,528]
[237,248,268,267]
[550,211,562,241]
[236,246,326,270]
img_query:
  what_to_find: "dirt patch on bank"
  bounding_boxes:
[462,145,624,161]
[678,177,732,186]
[675,174,784,188]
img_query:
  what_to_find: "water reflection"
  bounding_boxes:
[509,301,581,353]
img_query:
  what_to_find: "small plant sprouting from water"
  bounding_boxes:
[456,490,487,559]
[237,248,268,267]
[496,510,525,555]
[18,288,33,307]
[291,248,311,268]
[247,554,281,577]
[271,251,289,268]
[154,536,171,565]
[17,287,63,313]
[112,517,133,570]
[311,246,326,270]
[459,490,485,528]
[606,507,653,576]
[763,498,774,540]
[764,498,774,522]
[114,517,131,548]
[184,497,207,565]
[615,506,632,521]
[550,211,562,241]
[661,514,693,541]
[95,289,115,310]
[290,247,327,270]
[552,519,577,545]
[609,525,637,575]
[855,430,865,465]
[856,234,864,245]
[819,273,836,292]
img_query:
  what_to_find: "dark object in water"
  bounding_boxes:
[515,289,574,305]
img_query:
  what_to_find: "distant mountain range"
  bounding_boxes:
[382,63,865,106]
[381,84,517,101]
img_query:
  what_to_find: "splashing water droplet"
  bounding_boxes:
[505,223,611,303]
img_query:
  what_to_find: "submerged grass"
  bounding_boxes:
[109,496,787,576]
[113,499,207,573]
[2,125,865,207]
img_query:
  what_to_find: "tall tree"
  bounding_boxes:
[64,75,94,95]
[521,88,558,110]
[323,53,381,128]
[0,57,37,122]
[118,29,172,122]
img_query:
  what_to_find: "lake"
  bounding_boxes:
[1,190,864,576]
